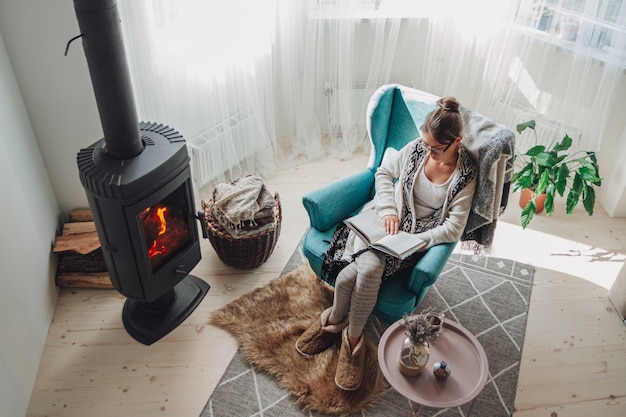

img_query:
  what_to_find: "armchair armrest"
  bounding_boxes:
[407,241,457,293]
[302,169,375,232]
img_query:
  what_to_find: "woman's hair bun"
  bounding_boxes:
[423,95,463,141]
[437,97,460,113]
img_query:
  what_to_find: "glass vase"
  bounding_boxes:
[397,337,430,376]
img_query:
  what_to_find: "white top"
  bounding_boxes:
[414,166,451,219]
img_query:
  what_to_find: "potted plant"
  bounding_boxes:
[511,120,602,229]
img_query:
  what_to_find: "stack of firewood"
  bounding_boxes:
[52,209,113,288]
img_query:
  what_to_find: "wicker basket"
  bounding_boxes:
[201,192,281,269]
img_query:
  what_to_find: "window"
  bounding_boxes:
[513,0,625,51]
[310,0,511,20]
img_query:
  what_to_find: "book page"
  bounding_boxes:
[344,209,387,244]
[373,231,426,259]
[345,209,426,259]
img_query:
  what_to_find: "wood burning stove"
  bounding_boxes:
[72,0,209,345]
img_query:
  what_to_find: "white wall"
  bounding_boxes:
[0,0,99,415]
[597,75,626,217]
[0,0,101,216]
[0,31,60,417]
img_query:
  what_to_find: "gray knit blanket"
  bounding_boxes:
[459,107,516,253]
[212,175,276,238]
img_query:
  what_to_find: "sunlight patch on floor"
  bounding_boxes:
[483,221,625,289]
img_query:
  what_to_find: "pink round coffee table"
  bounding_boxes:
[378,317,489,416]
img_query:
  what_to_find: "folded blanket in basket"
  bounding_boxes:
[212,175,276,239]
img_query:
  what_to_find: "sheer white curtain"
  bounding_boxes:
[382,0,625,213]
[118,0,626,211]
[393,0,625,151]
[476,0,626,154]
[118,0,400,192]
[434,0,625,215]
[289,4,402,160]
[118,0,288,192]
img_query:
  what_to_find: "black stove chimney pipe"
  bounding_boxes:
[73,0,143,159]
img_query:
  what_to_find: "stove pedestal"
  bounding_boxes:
[121,275,210,345]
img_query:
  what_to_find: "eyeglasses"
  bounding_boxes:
[422,140,453,156]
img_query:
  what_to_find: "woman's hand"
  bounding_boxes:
[382,215,400,235]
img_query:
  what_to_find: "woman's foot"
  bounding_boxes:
[295,308,348,357]
[335,328,365,391]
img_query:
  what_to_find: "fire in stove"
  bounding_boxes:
[140,185,193,271]
[71,0,209,345]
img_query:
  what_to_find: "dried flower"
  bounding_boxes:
[402,307,444,345]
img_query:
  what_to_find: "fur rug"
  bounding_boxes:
[209,263,386,415]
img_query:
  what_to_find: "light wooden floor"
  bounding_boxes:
[27,152,626,417]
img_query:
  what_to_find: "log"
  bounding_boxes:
[55,272,113,289]
[62,221,97,235]
[69,208,93,222]
[53,231,101,255]
[58,248,107,273]
[54,208,110,288]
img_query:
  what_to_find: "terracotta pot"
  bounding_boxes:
[519,188,546,213]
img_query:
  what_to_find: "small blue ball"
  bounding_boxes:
[433,360,451,380]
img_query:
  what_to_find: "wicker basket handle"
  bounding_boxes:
[274,192,282,223]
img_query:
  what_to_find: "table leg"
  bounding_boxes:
[467,397,477,416]
[409,401,422,417]
[409,398,477,416]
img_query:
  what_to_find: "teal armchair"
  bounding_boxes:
[302,85,454,324]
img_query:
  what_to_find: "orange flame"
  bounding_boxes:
[147,206,168,258]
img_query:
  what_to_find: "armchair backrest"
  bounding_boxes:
[366,84,439,170]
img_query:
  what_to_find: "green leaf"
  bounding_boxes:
[545,184,555,215]
[572,173,583,194]
[553,134,572,152]
[580,159,597,172]
[513,169,536,191]
[578,165,601,184]
[520,200,536,229]
[565,174,583,214]
[535,170,550,195]
[535,152,555,167]
[587,152,602,187]
[582,185,595,215]
[516,120,536,134]
[515,162,538,186]
[525,145,546,157]
[565,189,579,214]
[555,164,569,196]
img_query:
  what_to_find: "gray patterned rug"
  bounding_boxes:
[200,248,534,417]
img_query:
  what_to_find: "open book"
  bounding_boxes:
[343,209,427,260]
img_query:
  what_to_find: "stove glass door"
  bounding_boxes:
[138,183,193,272]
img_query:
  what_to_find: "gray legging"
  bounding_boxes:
[328,236,385,339]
